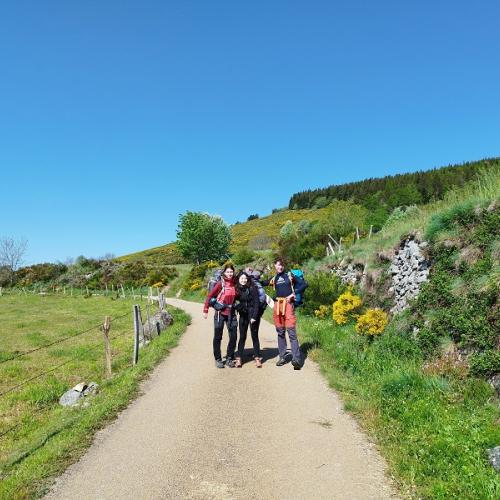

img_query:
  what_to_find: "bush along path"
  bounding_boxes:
[47,298,397,500]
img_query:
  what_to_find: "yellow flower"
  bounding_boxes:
[314,305,331,319]
[355,308,388,336]
[332,289,362,325]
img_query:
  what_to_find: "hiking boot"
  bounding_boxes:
[292,359,302,370]
[255,357,262,368]
[235,357,242,368]
[276,357,287,366]
[215,359,225,369]
[225,358,235,368]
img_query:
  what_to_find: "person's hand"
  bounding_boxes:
[286,293,295,303]
[203,312,208,319]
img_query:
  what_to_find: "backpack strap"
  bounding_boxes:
[288,272,295,295]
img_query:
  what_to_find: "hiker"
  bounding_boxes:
[203,263,238,368]
[233,271,262,368]
[261,257,307,370]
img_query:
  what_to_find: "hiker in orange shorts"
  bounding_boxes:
[261,257,307,370]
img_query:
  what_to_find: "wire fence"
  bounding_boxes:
[0,290,170,441]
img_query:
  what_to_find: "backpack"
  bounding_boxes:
[208,269,223,293]
[252,279,267,309]
[290,269,306,306]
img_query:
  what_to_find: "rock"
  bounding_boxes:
[142,310,174,341]
[59,381,99,407]
[82,382,99,396]
[59,389,83,407]
[487,446,500,472]
[488,374,500,395]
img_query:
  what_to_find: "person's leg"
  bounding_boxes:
[226,313,238,360]
[285,303,301,365]
[213,313,224,361]
[274,301,288,362]
[250,316,261,358]
[237,314,249,359]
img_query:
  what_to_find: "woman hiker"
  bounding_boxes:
[261,257,307,370]
[233,271,262,368]
[203,263,238,368]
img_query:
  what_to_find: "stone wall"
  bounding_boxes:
[389,236,430,313]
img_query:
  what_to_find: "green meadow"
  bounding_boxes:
[0,293,190,498]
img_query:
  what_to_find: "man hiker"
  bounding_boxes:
[261,257,307,370]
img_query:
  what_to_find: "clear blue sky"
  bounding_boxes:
[1,1,499,264]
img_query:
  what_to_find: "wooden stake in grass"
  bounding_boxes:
[102,316,112,378]
[369,224,373,239]
[121,284,126,299]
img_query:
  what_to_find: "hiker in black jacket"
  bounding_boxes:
[261,257,307,370]
[234,271,262,368]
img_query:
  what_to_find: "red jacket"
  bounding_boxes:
[203,277,236,315]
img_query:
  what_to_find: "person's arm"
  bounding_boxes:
[203,282,221,314]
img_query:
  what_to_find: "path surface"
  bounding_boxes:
[47,298,397,500]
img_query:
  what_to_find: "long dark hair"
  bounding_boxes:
[235,271,253,292]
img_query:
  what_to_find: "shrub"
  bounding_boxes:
[232,248,256,265]
[314,305,331,319]
[469,350,500,377]
[332,289,362,324]
[301,272,346,316]
[247,214,259,221]
[355,308,388,336]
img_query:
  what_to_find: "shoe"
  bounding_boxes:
[235,357,242,368]
[255,357,262,368]
[276,357,287,366]
[292,359,302,370]
[215,359,225,369]
[225,358,235,368]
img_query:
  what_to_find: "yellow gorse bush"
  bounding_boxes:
[332,289,362,324]
[355,308,388,335]
[190,279,202,291]
[314,304,331,319]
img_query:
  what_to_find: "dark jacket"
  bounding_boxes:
[261,271,307,299]
[234,285,259,321]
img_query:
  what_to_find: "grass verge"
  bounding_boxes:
[299,314,500,499]
[0,296,190,499]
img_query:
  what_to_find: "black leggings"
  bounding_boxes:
[237,313,261,358]
[213,313,237,360]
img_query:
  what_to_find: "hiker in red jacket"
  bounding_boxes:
[203,263,238,368]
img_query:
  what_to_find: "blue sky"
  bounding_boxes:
[1,1,499,264]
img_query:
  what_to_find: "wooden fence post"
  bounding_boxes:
[146,303,152,342]
[121,284,126,299]
[102,316,112,378]
[369,225,373,239]
[356,227,360,241]
[133,305,140,365]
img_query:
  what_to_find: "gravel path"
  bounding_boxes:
[47,298,398,499]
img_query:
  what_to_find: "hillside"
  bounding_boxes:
[118,158,499,266]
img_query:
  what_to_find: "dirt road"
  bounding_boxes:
[47,298,397,499]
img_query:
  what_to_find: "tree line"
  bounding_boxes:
[288,158,499,229]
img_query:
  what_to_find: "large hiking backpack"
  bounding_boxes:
[207,269,223,293]
[253,280,267,309]
[289,269,307,307]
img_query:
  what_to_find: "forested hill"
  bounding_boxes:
[289,158,499,226]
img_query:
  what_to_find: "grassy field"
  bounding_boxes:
[0,293,190,498]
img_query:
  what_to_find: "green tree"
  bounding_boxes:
[176,211,232,264]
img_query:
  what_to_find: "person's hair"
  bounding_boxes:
[274,256,285,266]
[236,271,253,290]
[222,263,235,273]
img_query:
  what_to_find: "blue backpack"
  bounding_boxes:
[290,269,306,306]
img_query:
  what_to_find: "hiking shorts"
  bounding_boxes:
[273,299,296,329]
